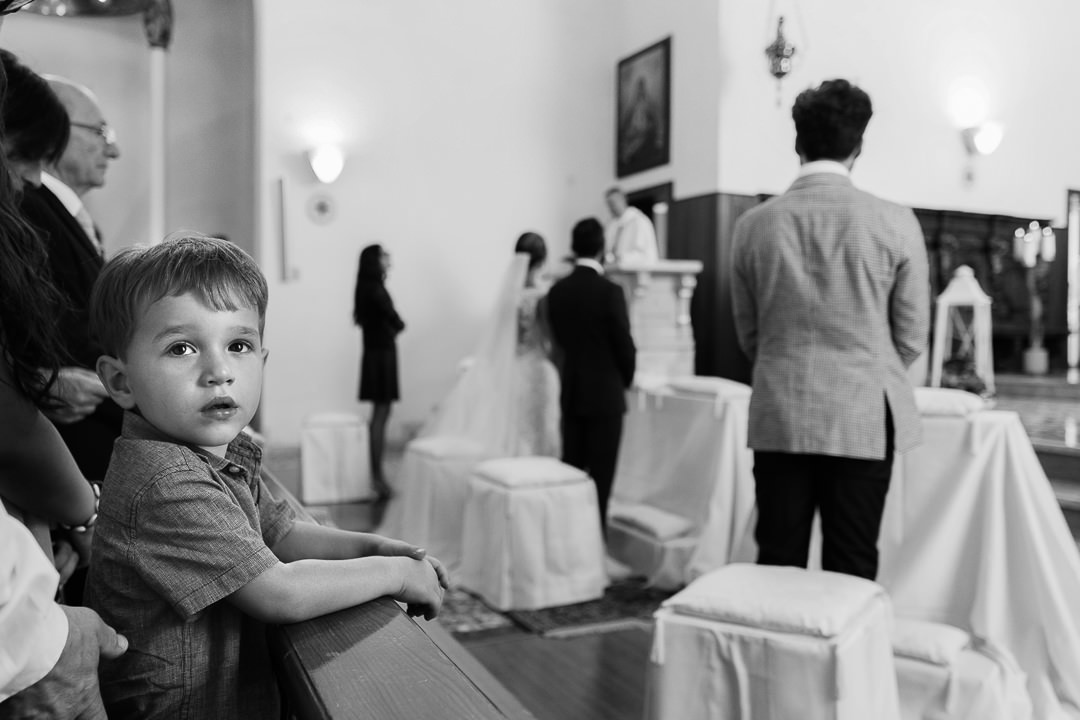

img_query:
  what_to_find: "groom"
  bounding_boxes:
[546,217,636,534]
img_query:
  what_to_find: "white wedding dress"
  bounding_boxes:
[513,286,561,457]
[420,253,561,458]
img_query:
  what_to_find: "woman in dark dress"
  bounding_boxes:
[353,243,404,499]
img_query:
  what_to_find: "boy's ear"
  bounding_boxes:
[96,355,137,410]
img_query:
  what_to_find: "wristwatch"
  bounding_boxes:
[59,482,100,533]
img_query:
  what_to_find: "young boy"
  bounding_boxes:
[84,232,447,720]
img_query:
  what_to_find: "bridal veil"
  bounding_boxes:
[418,252,530,455]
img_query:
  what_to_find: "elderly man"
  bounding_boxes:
[603,187,659,265]
[20,76,122,486]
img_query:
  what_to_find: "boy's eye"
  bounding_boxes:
[229,340,254,353]
[167,343,196,356]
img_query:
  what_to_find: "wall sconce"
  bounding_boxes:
[961,122,1003,156]
[306,145,345,184]
[958,122,1002,185]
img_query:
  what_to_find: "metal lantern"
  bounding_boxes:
[930,266,995,396]
[765,16,797,80]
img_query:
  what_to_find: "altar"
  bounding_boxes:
[607,259,702,378]
[611,382,1080,720]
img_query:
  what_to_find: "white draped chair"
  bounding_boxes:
[647,564,900,720]
[458,456,607,611]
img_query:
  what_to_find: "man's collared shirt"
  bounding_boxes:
[39,172,82,218]
[576,258,605,275]
[40,171,103,256]
[798,159,851,179]
[86,412,296,720]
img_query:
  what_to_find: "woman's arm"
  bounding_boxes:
[378,286,406,334]
[0,358,95,527]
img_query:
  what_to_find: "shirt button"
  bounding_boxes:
[227,465,243,475]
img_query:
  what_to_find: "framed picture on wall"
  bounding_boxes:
[616,37,671,178]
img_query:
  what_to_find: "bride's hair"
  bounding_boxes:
[514,231,546,271]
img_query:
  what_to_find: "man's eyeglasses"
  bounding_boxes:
[0,0,35,15]
[71,122,118,146]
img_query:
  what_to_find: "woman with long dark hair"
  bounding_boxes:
[0,42,127,717]
[353,243,405,499]
[0,48,97,563]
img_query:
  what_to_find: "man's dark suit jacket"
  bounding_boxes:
[20,183,122,482]
[546,264,637,416]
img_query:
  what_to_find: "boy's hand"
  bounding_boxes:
[370,536,428,560]
[424,554,450,590]
[368,537,450,590]
[394,557,444,621]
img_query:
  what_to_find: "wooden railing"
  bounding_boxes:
[261,470,535,720]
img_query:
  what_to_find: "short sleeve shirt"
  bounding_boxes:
[85,412,296,720]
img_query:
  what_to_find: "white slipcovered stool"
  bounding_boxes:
[376,435,489,572]
[892,619,1032,720]
[607,502,696,590]
[458,457,607,612]
[646,564,900,720]
[300,413,373,504]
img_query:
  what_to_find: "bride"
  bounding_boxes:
[419,232,561,457]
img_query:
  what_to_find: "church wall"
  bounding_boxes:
[4,1,255,256]
[9,2,1080,446]
[716,0,1080,225]
[4,13,153,254]
[253,0,621,444]
[613,0,722,201]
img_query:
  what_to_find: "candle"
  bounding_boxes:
[1024,232,1039,268]
[1014,228,1026,262]
[1041,226,1057,263]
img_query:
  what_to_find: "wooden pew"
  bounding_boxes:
[262,469,535,720]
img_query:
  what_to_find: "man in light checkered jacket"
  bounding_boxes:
[731,78,930,581]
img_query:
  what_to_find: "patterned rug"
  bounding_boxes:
[436,579,673,639]
[437,588,516,637]
[505,578,673,638]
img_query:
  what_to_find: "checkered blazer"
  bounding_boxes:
[731,173,930,459]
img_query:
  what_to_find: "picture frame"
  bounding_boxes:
[616,37,671,178]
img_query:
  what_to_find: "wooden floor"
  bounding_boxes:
[263,447,657,720]
[460,625,653,720]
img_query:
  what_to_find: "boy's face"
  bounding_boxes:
[98,291,267,457]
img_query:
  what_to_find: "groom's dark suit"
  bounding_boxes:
[20,183,122,483]
[546,261,636,531]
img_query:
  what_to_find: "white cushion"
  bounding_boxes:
[667,375,753,399]
[610,504,694,541]
[662,564,885,638]
[914,387,986,417]
[892,618,970,667]
[408,435,488,459]
[475,456,588,489]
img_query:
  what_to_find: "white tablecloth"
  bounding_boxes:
[615,387,1080,720]
[612,388,757,574]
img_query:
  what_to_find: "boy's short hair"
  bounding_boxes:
[90,231,268,358]
[792,78,873,162]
